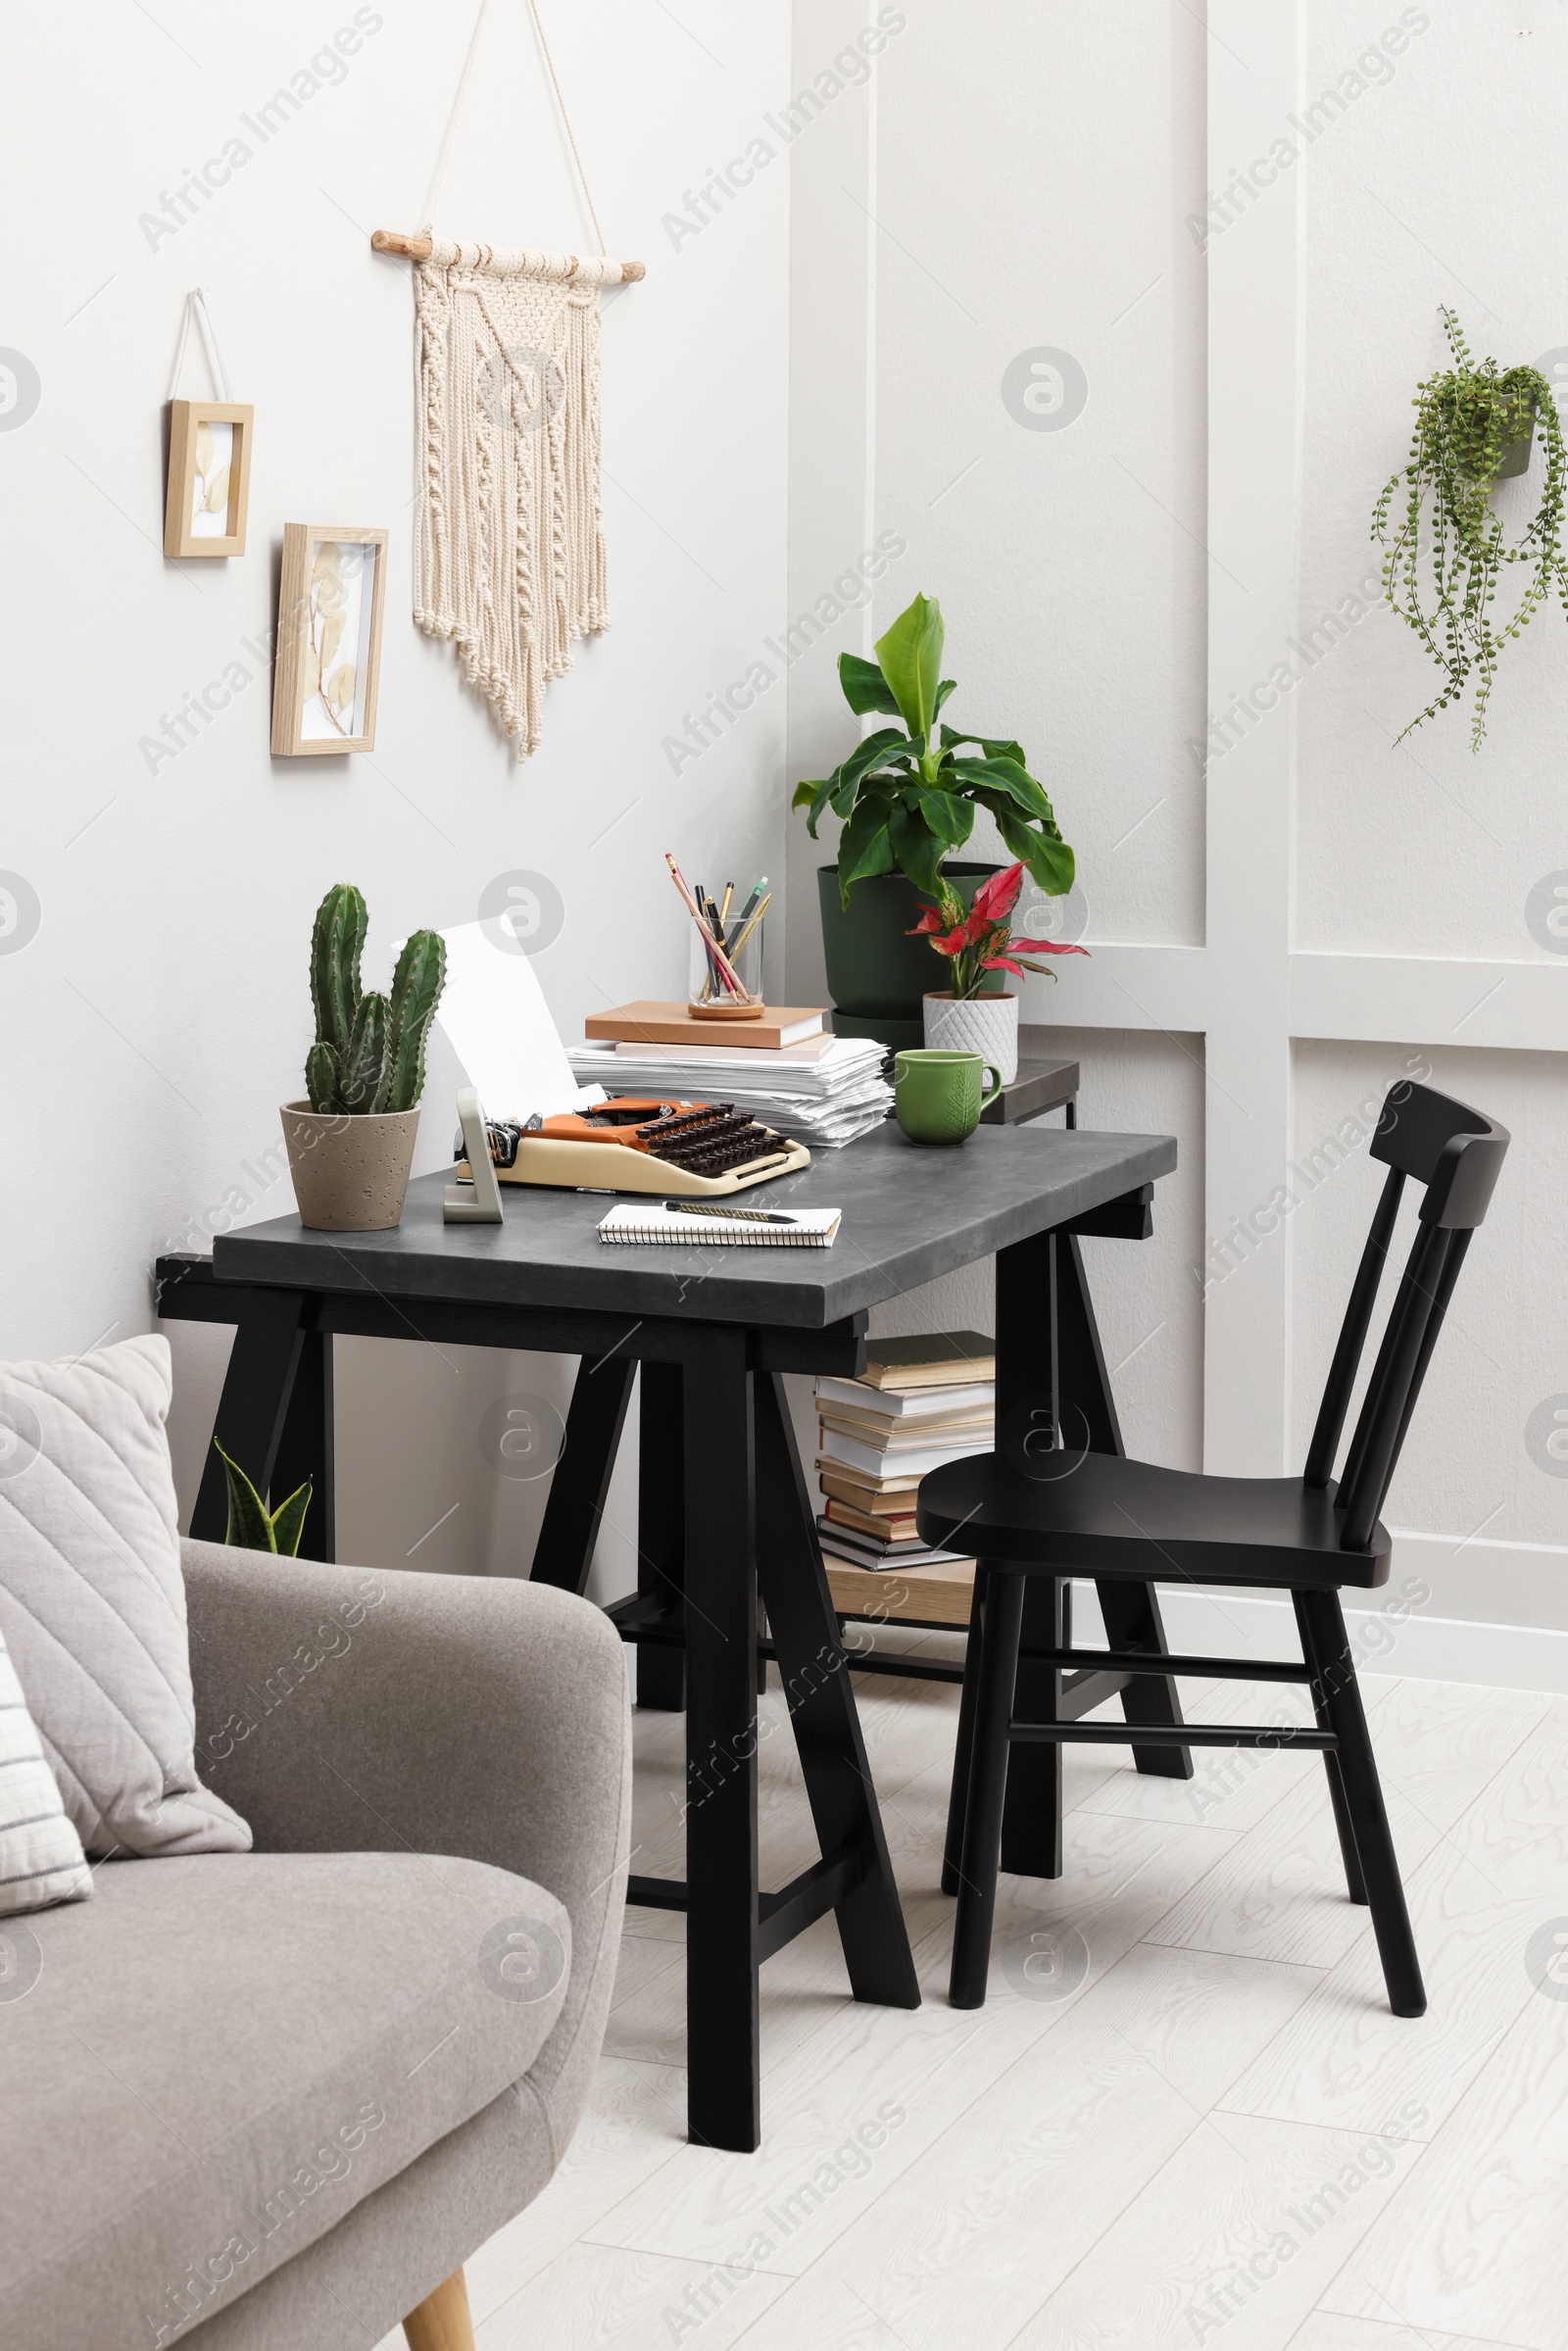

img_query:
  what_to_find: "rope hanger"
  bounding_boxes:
[371,0,645,280]
[167,288,233,402]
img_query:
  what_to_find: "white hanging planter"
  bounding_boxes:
[922,992,1019,1085]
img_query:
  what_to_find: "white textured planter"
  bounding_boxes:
[922,992,1019,1085]
[281,1101,420,1231]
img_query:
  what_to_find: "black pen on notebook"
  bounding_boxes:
[671,1200,802,1226]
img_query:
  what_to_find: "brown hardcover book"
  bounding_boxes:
[817,1464,923,1505]
[816,1402,994,1445]
[584,1000,825,1051]
[859,1331,997,1391]
[823,1496,919,1541]
[824,1556,976,1628]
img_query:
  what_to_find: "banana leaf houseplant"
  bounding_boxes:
[281,884,447,1231]
[793,592,1078,1050]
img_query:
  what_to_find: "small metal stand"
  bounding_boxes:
[444,1088,505,1223]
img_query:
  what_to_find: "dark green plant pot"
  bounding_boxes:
[1462,408,1534,483]
[817,863,1004,1052]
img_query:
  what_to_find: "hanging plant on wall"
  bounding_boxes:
[1374,307,1568,749]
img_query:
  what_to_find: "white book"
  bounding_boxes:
[816,1427,990,1479]
[598,1202,841,1248]
[816,1376,997,1421]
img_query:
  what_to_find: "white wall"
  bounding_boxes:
[0,0,790,1586]
[784,0,1567,1678]
[6,3,1564,1671]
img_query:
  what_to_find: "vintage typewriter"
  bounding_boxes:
[455,1097,809,1197]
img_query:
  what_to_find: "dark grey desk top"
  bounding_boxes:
[213,1123,1176,1330]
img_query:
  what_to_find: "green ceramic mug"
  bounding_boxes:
[894,1048,1004,1146]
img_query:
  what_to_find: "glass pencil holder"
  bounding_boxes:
[689,912,764,1017]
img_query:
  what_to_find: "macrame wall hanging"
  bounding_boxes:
[372,0,644,759]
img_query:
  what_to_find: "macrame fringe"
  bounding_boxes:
[412,237,614,758]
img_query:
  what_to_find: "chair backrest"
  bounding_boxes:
[1302,1081,1509,1551]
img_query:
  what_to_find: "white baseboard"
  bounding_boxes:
[1069,1565,1568,1697]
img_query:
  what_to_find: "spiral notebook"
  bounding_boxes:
[598,1202,841,1247]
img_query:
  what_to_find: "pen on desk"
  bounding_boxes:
[671,1200,801,1226]
[723,876,766,954]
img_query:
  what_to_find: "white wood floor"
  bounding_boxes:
[378,1640,1568,2351]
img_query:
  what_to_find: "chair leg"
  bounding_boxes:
[1298,1590,1425,2018]
[949,1566,1026,2010]
[404,2267,474,2351]
[942,1565,988,1895]
[1292,1591,1367,1905]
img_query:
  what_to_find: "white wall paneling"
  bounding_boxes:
[788,0,1567,1671]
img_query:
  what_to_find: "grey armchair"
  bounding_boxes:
[1,1541,631,2351]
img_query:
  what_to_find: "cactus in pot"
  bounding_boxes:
[284,885,448,1232]
[303,884,447,1116]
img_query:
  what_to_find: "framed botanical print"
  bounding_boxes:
[164,399,254,557]
[270,525,388,757]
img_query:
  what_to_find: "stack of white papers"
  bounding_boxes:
[567,1037,892,1148]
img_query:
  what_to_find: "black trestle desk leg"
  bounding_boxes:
[995,1231,1065,1878]
[637,1360,686,1710]
[189,1290,309,1544]
[530,1351,636,1594]
[270,1329,334,1562]
[754,1371,919,2011]
[682,1328,760,2150]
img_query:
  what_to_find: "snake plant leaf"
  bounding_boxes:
[887,801,948,897]
[268,1480,314,1559]
[837,651,904,716]
[873,593,945,741]
[338,991,390,1113]
[835,794,898,903]
[216,1442,277,1551]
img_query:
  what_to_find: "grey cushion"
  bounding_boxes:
[0,1337,249,1857]
[0,1848,570,2351]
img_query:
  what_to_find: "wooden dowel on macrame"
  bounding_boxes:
[371,228,645,279]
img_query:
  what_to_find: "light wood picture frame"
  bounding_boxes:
[270,524,389,757]
[164,398,253,557]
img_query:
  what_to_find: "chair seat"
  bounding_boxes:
[0,1850,570,2350]
[916,1450,1390,1589]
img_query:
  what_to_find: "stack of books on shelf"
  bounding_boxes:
[568,1001,893,1150]
[814,1332,995,1625]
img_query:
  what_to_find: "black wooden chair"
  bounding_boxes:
[917,1082,1509,2015]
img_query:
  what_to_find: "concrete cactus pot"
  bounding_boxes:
[922,991,1019,1086]
[281,1101,420,1231]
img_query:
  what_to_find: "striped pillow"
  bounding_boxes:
[0,1624,91,1917]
